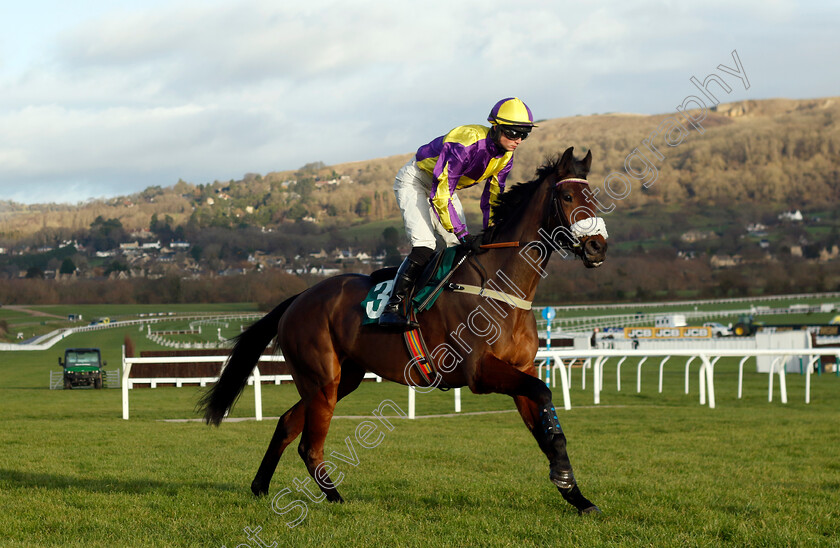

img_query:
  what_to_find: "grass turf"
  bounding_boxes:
[2,335,840,547]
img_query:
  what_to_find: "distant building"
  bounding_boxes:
[820,245,839,262]
[778,210,803,222]
[310,249,329,259]
[680,230,714,243]
[710,254,741,267]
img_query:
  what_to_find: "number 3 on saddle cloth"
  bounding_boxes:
[361,247,460,388]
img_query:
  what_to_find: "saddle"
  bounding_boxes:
[361,243,532,387]
[363,247,460,323]
[362,247,461,389]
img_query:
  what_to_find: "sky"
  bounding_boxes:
[0,0,838,205]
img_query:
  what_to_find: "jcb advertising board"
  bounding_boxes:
[624,326,712,339]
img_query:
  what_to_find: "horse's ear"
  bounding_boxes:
[559,147,575,170]
[582,149,592,173]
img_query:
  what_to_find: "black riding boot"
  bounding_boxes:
[378,256,426,331]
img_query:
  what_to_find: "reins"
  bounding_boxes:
[419,175,594,311]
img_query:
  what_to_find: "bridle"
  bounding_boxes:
[549,176,591,250]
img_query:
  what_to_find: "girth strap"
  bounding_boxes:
[447,283,532,310]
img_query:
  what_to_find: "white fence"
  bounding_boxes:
[537,347,840,410]
[121,346,840,421]
[120,353,379,420]
[0,313,261,351]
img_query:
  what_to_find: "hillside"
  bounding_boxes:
[0,97,839,308]
[1,96,838,240]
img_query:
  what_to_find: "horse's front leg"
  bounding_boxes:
[475,355,600,515]
[513,394,599,514]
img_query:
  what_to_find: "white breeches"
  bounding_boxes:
[393,159,462,250]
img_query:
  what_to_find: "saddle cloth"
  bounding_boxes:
[361,247,458,325]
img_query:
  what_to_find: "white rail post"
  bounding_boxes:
[737,356,750,399]
[564,359,573,387]
[768,357,782,402]
[253,365,262,421]
[778,355,788,404]
[121,347,132,420]
[555,354,572,410]
[454,388,461,413]
[699,359,706,406]
[582,359,589,390]
[593,357,601,405]
[408,386,416,419]
[684,356,696,394]
[657,356,671,393]
[598,356,610,402]
[805,356,819,404]
[704,355,716,409]
[616,356,627,391]
[636,357,648,393]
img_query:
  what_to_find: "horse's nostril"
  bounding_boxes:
[584,239,607,257]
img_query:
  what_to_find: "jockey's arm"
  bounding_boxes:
[430,163,468,238]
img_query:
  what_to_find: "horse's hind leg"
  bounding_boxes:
[252,400,306,496]
[288,355,366,504]
[297,376,345,503]
[251,361,365,498]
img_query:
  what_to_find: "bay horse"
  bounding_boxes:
[199,146,609,514]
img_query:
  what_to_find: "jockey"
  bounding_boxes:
[379,97,537,330]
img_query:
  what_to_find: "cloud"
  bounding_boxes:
[0,0,836,204]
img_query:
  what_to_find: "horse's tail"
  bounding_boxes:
[197,293,301,426]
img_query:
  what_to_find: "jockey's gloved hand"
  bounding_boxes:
[458,233,485,254]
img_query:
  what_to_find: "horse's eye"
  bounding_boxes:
[562,193,573,203]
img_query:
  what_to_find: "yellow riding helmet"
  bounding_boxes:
[487,97,537,127]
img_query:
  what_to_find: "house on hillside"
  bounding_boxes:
[778,210,803,222]
[746,222,767,235]
[680,230,715,243]
[820,245,840,262]
[310,249,329,259]
[710,254,741,268]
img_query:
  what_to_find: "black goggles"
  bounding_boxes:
[500,126,531,141]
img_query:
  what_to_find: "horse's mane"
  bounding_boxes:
[486,155,564,236]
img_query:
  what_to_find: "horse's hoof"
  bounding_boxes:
[251,481,269,497]
[579,505,601,516]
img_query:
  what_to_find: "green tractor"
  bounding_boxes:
[732,314,763,337]
[59,348,106,389]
